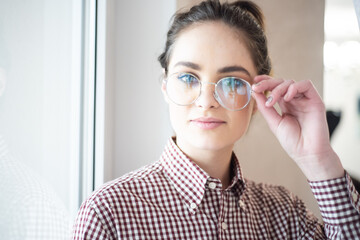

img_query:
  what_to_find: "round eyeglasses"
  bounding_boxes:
[164,72,253,111]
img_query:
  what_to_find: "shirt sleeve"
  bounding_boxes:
[308,171,360,239]
[72,198,115,240]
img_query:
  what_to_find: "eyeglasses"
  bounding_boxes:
[164,72,252,111]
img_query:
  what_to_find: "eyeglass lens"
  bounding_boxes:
[166,73,251,111]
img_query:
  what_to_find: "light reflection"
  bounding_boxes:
[324,0,360,180]
[324,41,360,70]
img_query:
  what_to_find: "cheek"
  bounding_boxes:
[168,104,188,131]
[230,108,253,134]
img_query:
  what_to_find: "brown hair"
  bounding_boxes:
[158,0,271,76]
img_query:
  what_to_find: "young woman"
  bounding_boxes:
[73,1,360,239]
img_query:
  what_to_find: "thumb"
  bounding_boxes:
[252,92,281,133]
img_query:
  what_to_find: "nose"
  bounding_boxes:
[194,82,220,110]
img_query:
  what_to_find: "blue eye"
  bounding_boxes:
[178,73,198,86]
[220,78,247,95]
[223,78,240,89]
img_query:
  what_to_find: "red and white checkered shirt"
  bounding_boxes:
[73,138,360,239]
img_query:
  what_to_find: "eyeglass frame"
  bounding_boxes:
[163,72,253,111]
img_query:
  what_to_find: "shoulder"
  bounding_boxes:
[243,179,319,227]
[240,181,322,238]
[244,179,303,208]
[83,161,165,210]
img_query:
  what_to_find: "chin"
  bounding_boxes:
[187,133,234,152]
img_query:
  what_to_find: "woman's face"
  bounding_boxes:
[162,21,258,153]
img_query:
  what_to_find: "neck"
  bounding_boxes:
[176,137,233,189]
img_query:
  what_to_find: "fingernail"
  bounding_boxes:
[266,96,273,105]
[284,93,289,101]
[252,82,261,90]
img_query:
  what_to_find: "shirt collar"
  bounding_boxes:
[160,137,246,213]
[229,152,247,198]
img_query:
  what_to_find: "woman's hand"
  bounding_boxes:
[251,75,344,181]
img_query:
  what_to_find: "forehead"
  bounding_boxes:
[169,21,257,77]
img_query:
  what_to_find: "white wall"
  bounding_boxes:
[107,0,175,180]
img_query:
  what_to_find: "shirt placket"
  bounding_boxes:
[201,181,221,225]
[218,189,231,240]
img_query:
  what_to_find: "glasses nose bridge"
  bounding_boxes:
[199,80,218,96]
[202,81,217,86]
[200,80,217,91]
[197,80,221,107]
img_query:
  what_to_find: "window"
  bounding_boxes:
[324,0,360,180]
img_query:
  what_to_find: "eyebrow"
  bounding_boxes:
[173,61,251,77]
[217,65,251,77]
[174,61,201,70]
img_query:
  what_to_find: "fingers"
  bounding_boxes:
[252,77,294,106]
[252,76,325,116]
[252,76,321,106]
[253,75,272,83]
[285,80,321,102]
[267,80,295,107]
[253,78,284,93]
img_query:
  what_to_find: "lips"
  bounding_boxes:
[190,117,226,130]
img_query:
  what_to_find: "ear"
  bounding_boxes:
[161,69,169,104]
[251,98,258,116]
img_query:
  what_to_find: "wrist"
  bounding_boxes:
[295,149,345,181]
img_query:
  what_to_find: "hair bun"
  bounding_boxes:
[230,1,265,29]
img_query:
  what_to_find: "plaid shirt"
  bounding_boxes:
[73,138,360,239]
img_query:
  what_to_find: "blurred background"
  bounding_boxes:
[0,0,358,238]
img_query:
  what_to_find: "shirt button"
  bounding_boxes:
[221,222,228,230]
[190,202,197,209]
[208,182,216,189]
[352,192,358,202]
[238,200,246,209]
